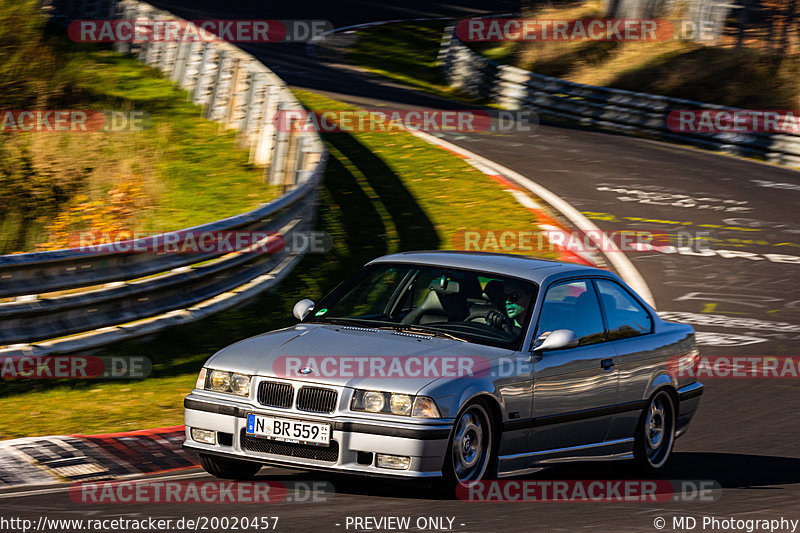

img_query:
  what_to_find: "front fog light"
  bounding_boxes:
[230,374,251,396]
[363,391,385,412]
[376,454,411,470]
[209,370,231,392]
[389,394,412,416]
[191,428,216,445]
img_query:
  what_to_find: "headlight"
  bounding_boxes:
[389,394,412,416]
[351,390,439,418]
[204,369,251,397]
[209,370,231,392]
[363,391,385,412]
[230,374,251,396]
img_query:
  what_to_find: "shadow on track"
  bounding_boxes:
[251,452,800,501]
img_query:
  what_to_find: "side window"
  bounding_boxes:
[536,280,604,345]
[595,279,652,340]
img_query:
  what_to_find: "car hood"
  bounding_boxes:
[205,323,514,394]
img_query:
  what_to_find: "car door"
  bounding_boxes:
[530,278,618,456]
[593,278,657,441]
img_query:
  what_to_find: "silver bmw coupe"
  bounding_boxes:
[184,251,703,488]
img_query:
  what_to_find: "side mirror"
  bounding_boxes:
[293,299,315,321]
[532,329,579,352]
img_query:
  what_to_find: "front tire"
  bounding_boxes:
[199,454,263,480]
[633,390,676,472]
[441,400,496,491]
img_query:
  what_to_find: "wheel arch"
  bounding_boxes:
[440,392,503,475]
[644,372,679,403]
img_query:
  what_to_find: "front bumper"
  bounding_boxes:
[183,393,452,478]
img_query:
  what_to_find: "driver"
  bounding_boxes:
[486,280,533,334]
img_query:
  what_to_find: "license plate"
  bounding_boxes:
[246,414,330,446]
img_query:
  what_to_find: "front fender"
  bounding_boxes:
[422,379,505,420]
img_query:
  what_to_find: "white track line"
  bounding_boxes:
[0,470,207,499]
[411,130,657,308]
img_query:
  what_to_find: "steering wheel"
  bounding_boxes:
[466,309,506,328]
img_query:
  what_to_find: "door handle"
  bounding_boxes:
[601,358,615,370]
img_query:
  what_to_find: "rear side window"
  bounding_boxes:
[595,279,652,340]
[536,280,604,345]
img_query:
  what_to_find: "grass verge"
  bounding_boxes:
[0,90,552,439]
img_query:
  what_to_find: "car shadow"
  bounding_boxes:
[529,452,800,489]
[253,452,800,501]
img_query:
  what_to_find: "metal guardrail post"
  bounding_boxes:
[113,1,131,54]
[171,40,190,83]
[205,49,228,120]
[241,70,258,144]
[268,103,292,185]
[159,39,175,73]
[144,19,158,66]
[282,121,300,188]
[254,85,279,168]
[133,5,151,62]
[225,58,246,129]
[192,42,214,105]
[177,41,197,89]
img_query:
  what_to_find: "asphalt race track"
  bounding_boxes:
[4,2,799,532]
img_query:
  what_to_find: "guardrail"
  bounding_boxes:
[0,0,327,356]
[439,25,800,168]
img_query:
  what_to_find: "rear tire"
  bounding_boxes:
[199,454,263,480]
[632,390,676,473]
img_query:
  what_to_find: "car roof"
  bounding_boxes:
[368,251,607,284]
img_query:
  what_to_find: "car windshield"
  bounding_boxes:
[307,263,538,350]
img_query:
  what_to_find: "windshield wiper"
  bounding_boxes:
[306,317,382,328]
[308,318,468,342]
[393,324,468,343]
